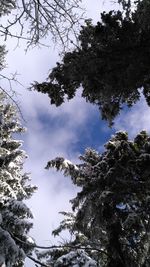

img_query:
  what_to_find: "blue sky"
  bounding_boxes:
[2,0,150,266]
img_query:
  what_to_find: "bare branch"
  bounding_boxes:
[0,73,26,121]
[0,0,85,49]
[12,233,108,256]
[35,244,109,257]
[27,255,50,267]
[0,87,26,122]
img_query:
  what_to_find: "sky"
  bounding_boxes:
[1,0,150,266]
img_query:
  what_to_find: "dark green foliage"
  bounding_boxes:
[45,131,150,267]
[34,0,150,125]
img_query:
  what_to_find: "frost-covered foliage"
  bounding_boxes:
[37,248,98,267]
[0,91,36,267]
[0,0,16,17]
[0,45,6,71]
[46,131,150,267]
[54,249,97,267]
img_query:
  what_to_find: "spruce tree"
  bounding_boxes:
[43,131,150,267]
[0,91,36,267]
[33,0,150,125]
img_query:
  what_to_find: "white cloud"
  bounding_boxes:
[20,89,95,246]
[114,96,150,138]
[84,0,119,23]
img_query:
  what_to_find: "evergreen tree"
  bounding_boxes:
[33,0,150,125]
[0,91,36,267]
[44,131,150,267]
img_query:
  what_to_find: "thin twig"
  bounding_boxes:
[27,255,49,267]
[0,0,85,48]
[0,87,26,122]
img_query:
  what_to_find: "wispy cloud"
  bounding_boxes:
[17,87,96,249]
[114,96,150,138]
